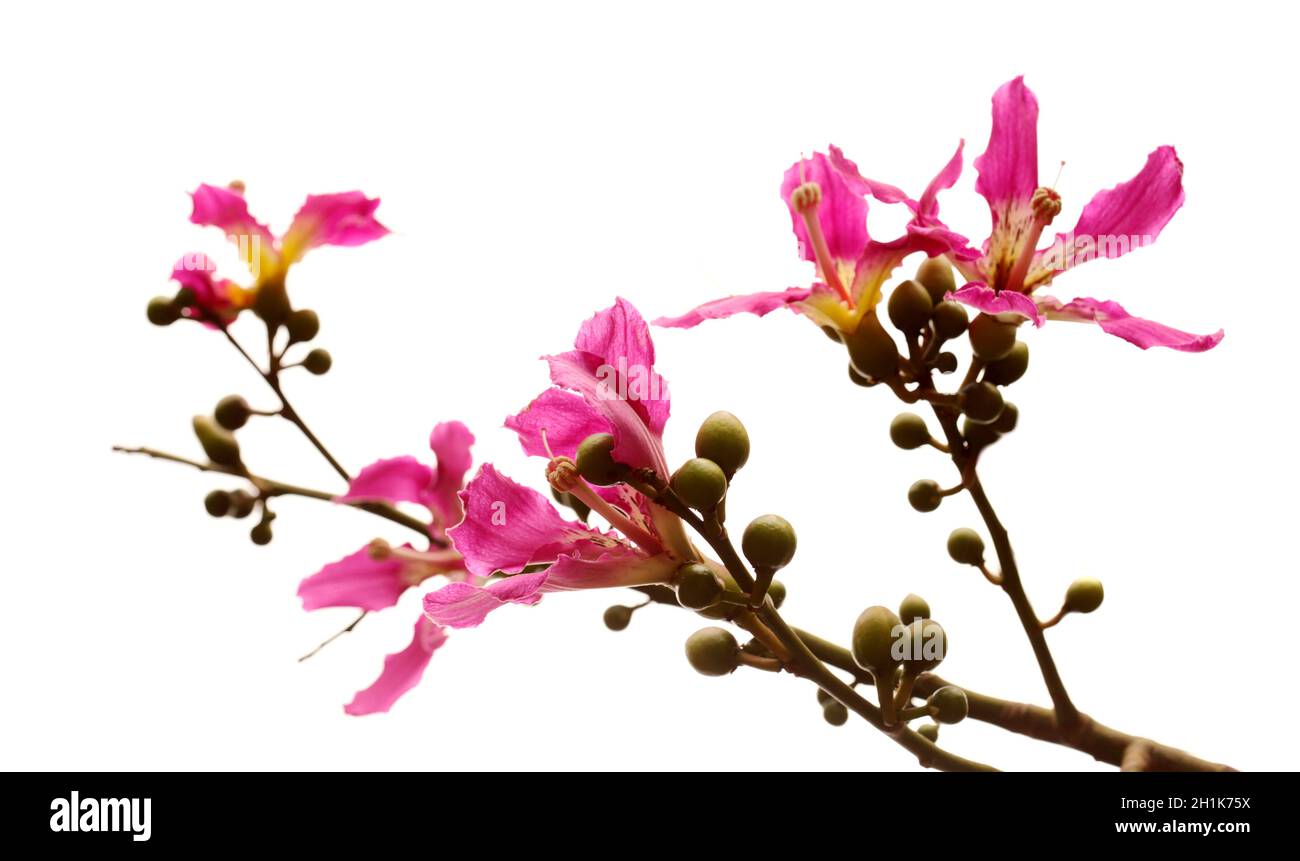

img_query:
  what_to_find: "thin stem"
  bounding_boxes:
[299,611,368,662]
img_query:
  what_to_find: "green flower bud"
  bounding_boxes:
[907,479,942,513]
[603,605,633,631]
[962,417,1001,448]
[958,381,1005,424]
[934,351,958,374]
[203,489,232,517]
[900,618,947,673]
[250,521,273,546]
[302,348,333,375]
[685,627,740,676]
[192,415,241,467]
[214,394,253,431]
[575,432,625,486]
[927,685,968,724]
[851,605,902,675]
[1064,577,1104,614]
[918,723,940,743]
[146,296,180,326]
[993,401,1019,434]
[675,563,724,610]
[741,514,797,570]
[767,579,787,610]
[844,312,899,380]
[887,280,934,333]
[969,313,1018,362]
[822,701,849,726]
[671,457,728,511]
[696,569,743,620]
[890,412,931,450]
[695,411,750,475]
[899,593,931,622]
[947,528,985,566]
[931,301,969,341]
[229,490,256,519]
[252,278,291,326]
[848,365,877,387]
[916,257,956,304]
[286,308,321,343]
[984,341,1029,386]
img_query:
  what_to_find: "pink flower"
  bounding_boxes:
[931,77,1222,351]
[296,421,475,715]
[427,300,707,630]
[169,182,389,327]
[655,149,949,336]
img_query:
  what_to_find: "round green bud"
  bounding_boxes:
[252,278,291,326]
[887,279,934,333]
[900,618,947,673]
[993,401,1019,434]
[192,415,241,467]
[575,432,625,486]
[927,685,968,724]
[958,381,1005,424]
[173,287,197,309]
[214,394,252,431]
[918,723,940,743]
[203,489,232,518]
[890,412,931,450]
[916,257,956,304]
[844,312,899,380]
[947,528,985,566]
[675,563,724,610]
[695,411,750,475]
[931,301,969,341]
[899,593,931,622]
[907,479,943,513]
[286,308,320,343]
[741,514,797,570]
[962,417,1001,448]
[984,341,1029,386]
[851,605,903,675]
[767,579,787,610]
[250,522,273,546]
[968,314,1018,361]
[603,605,633,631]
[228,490,256,519]
[302,348,333,375]
[696,568,742,620]
[1064,577,1104,614]
[848,364,877,387]
[934,351,958,374]
[146,296,180,326]
[685,627,740,676]
[671,457,728,511]
[822,701,849,726]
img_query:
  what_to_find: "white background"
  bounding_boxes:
[2,1,1296,771]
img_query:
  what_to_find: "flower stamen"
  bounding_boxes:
[790,177,851,304]
[1004,186,1062,294]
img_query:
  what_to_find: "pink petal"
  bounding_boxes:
[825,145,914,206]
[652,288,812,329]
[974,77,1039,208]
[1038,296,1223,352]
[573,298,670,437]
[335,455,434,508]
[280,192,389,264]
[298,545,410,612]
[427,421,476,528]
[422,571,549,628]
[947,283,1045,325]
[446,464,613,578]
[506,388,610,460]
[344,616,447,716]
[189,183,275,246]
[917,140,965,218]
[850,233,951,306]
[782,151,872,265]
[170,254,247,324]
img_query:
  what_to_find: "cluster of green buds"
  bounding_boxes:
[190,395,281,545]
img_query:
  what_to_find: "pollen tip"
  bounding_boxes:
[790,181,822,214]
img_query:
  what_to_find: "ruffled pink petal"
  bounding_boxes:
[446,464,614,578]
[344,616,447,716]
[506,388,610,460]
[280,192,389,264]
[298,545,410,612]
[189,184,276,246]
[422,570,550,628]
[335,455,434,508]
[1038,296,1223,352]
[427,421,475,528]
[974,77,1039,209]
[652,288,813,329]
[573,298,670,437]
[917,140,964,218]
[782,152,872,265]
[947,283,1045,325]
